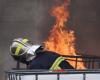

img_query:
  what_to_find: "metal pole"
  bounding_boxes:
[83,73,86,80]
[36,74,38,80]
[16,61,20,69]
[75,58,78,69]
[57,74,59,80]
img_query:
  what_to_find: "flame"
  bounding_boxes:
[44,0,85,69]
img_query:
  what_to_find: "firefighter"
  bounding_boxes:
[10,38,74,70]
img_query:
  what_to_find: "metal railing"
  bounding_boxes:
[16,55,100,69]
[5,69,100,80]
[63,55,100,69]
[5,55,100,80]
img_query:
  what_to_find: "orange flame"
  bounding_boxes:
[44,0,85,69]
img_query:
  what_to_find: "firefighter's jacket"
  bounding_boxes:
[28,51,74,70]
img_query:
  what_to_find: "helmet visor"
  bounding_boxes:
[10,38,29,56]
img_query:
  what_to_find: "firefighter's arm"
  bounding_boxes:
[28,61,43,69]
[59,60,74,69]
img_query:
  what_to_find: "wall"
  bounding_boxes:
[0,0,100,80]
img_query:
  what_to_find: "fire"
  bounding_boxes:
[44,0,85,69]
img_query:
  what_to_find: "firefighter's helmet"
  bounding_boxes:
[10,38,42,62]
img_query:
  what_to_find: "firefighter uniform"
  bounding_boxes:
[28,51,74,70]
[10,38,74,70]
